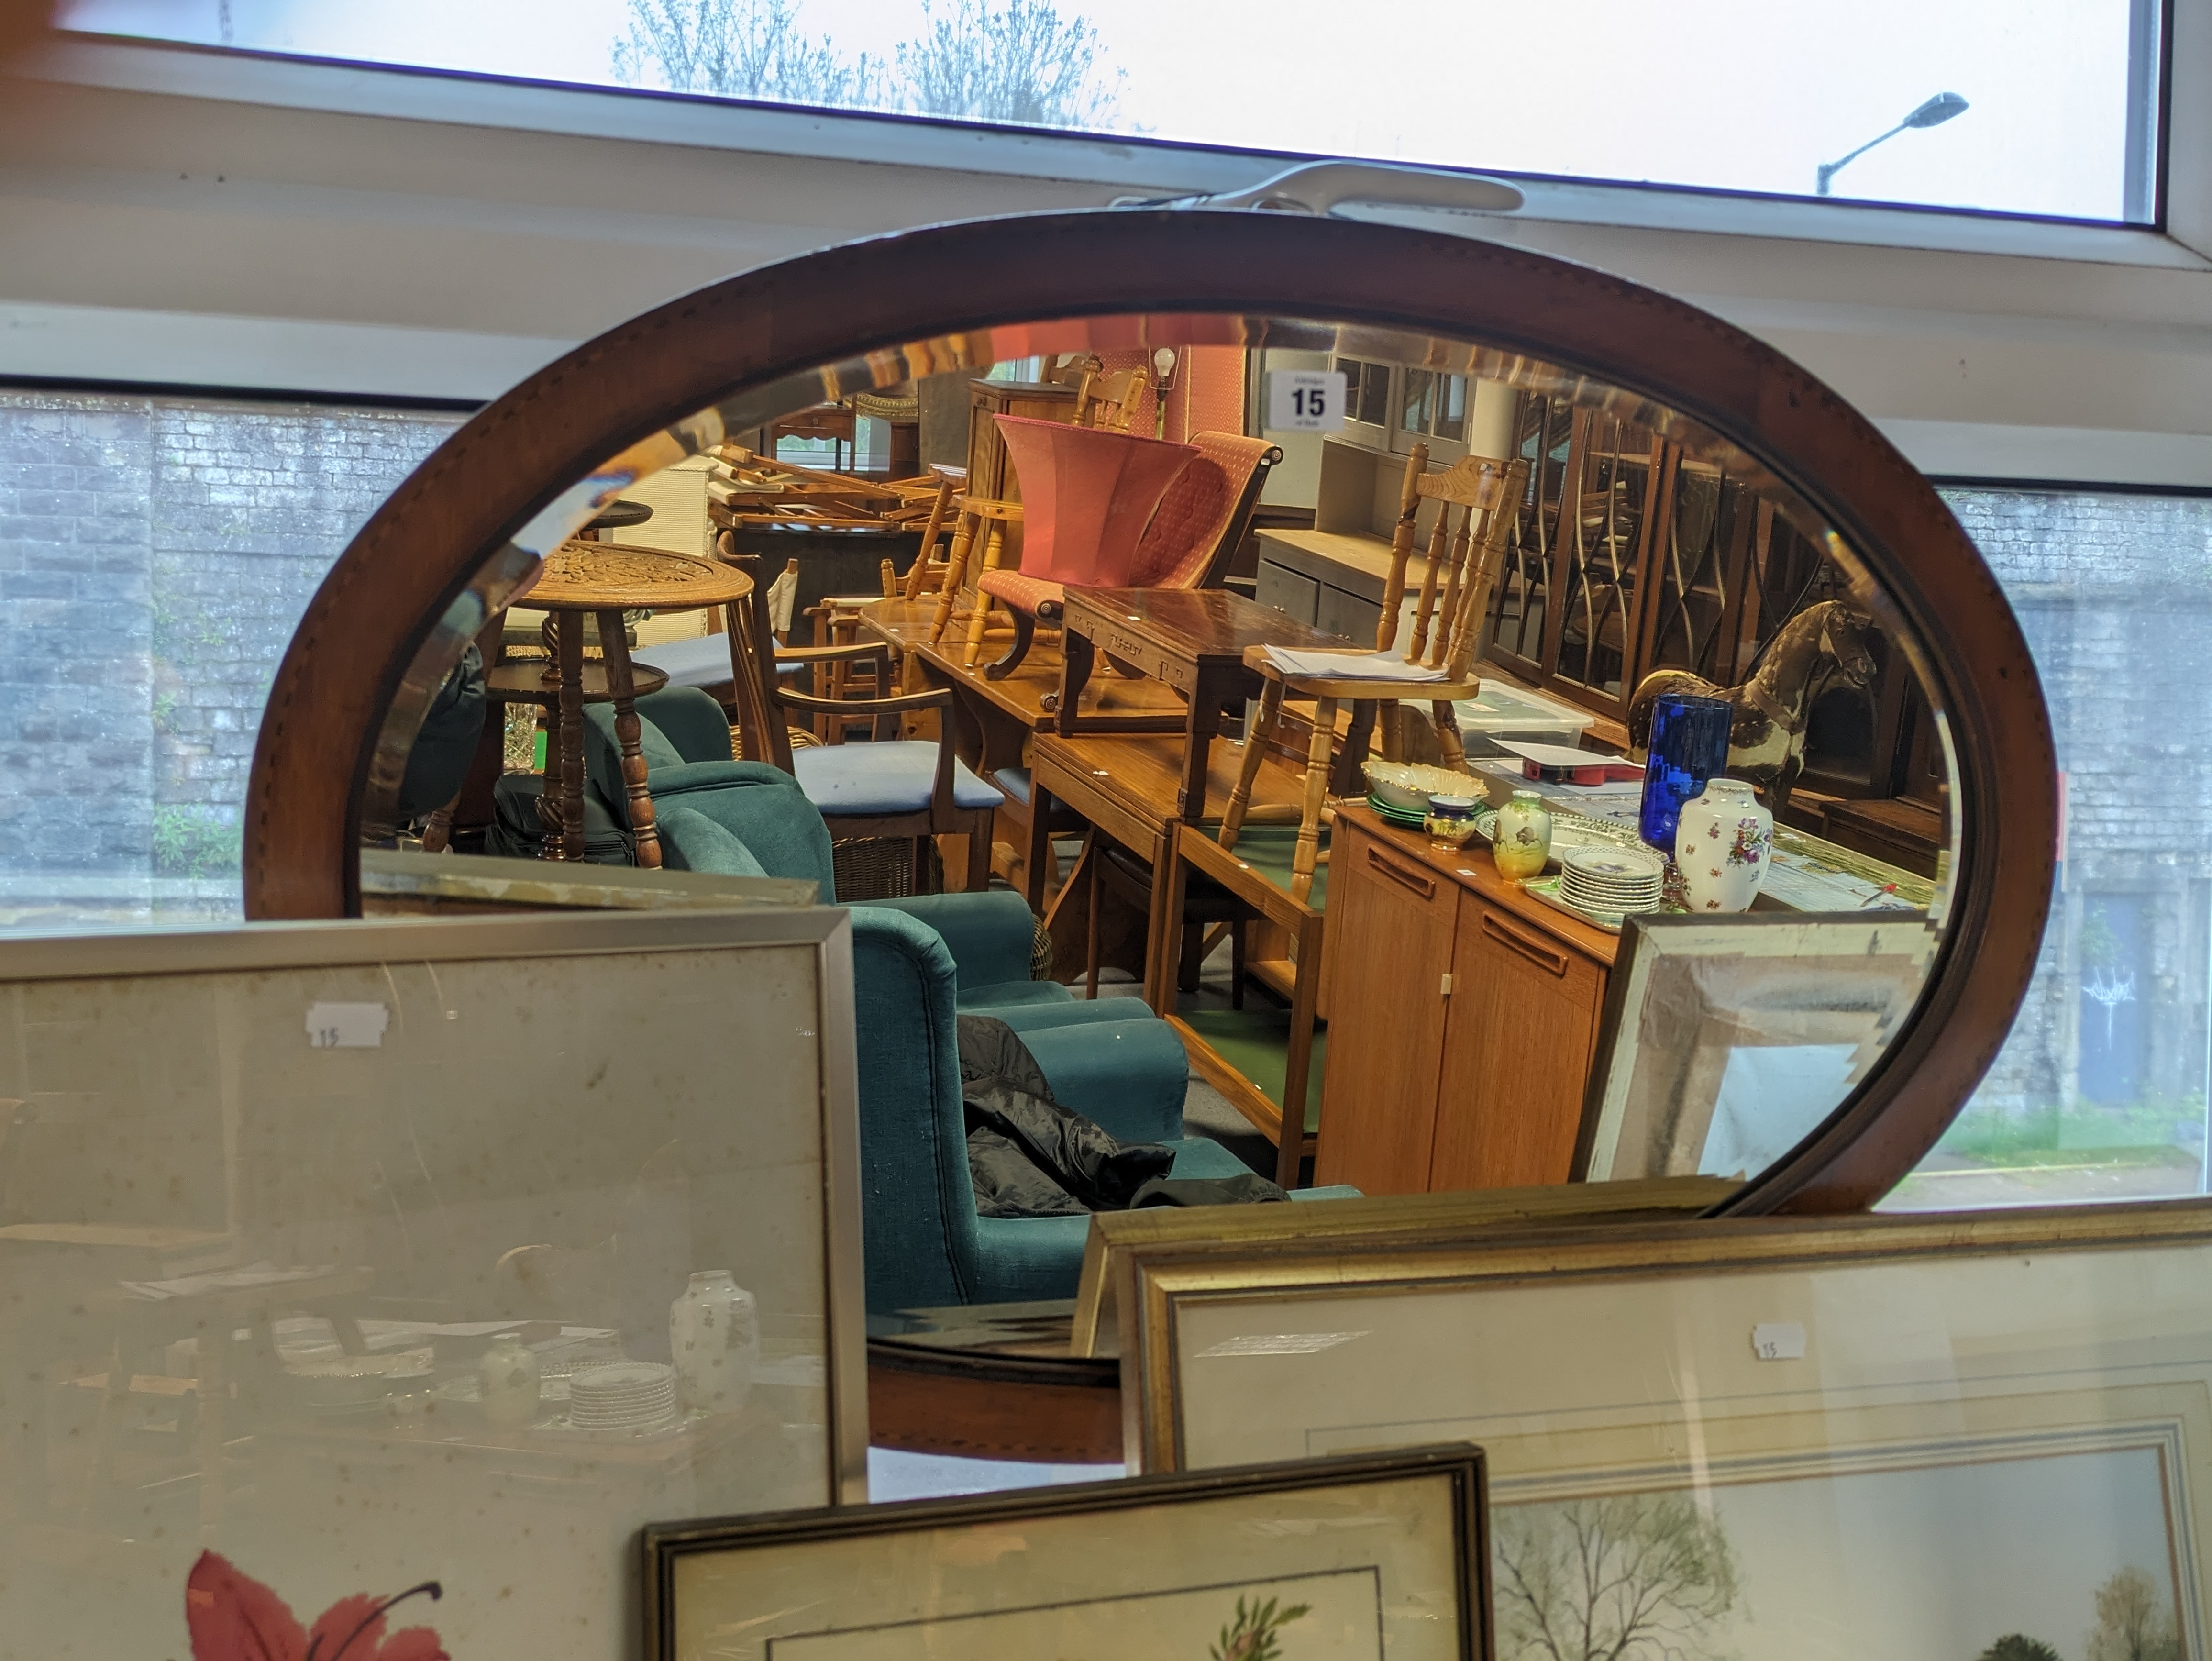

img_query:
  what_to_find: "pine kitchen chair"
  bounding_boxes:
[1158,448,1527,1185]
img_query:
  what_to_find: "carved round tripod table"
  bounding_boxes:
[507,541,752,867]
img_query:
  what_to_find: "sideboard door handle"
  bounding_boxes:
[1482,910,1571,978]
[1365,846,1438,900]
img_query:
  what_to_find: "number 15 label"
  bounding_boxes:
[1267,370,1347,433]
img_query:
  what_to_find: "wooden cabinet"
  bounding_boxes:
[1311,835,1457,1192]
[1251,527,1395,646]
[1317,810,1614,1195]
[965,379,1078,499]
[1427,896,1608,1190]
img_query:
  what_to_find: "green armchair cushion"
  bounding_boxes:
[655,804,769,879]
[862,891,1035,990]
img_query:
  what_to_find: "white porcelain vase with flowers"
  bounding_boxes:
[670,1269,761,1414]
[1674,778,1774,913]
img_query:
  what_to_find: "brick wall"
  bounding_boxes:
[1944,487,2212,1123]
[0,391,459,925]
[0,398,153,887]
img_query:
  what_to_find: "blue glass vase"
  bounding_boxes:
[1639,692,1733,853]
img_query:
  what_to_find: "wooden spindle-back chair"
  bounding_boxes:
[1218,448,1529,903]
[1072,365,1145,431]
[921,495,1023,662]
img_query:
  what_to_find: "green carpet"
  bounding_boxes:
[1188,821,1330,910]
[1179,1007,1327,1134]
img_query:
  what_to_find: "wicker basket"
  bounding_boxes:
[832,837,928,900]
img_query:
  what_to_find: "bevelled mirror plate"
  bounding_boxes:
[244,210,2055,1228]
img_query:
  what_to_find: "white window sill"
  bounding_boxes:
[22,33,2212,274]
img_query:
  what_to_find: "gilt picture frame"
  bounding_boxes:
[642,1445,1491,1661]
[1122,1203,2212,1661]
[1067,1176,1734,1358]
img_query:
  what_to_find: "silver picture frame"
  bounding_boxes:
[0,906,865,1660]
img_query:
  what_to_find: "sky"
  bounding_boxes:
[1495,1444,2185,1661]
[60,0,2146,221]
[1697,1444,2181,1661]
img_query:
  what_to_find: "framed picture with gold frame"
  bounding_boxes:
[642,1445,1492,1661]
[1067,1176,1735,1358]
[1120,1203,2212,1661]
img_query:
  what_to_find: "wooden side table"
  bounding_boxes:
[770,403,859,471]
[585,498,654,540]
[507,543,752,867]
[1055,587,1356,820]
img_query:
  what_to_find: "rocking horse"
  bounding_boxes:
[1626,598,1877,814]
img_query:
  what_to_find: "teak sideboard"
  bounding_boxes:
[1318,805,1619,1195]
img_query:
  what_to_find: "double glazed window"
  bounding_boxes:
[59,0,2166,224]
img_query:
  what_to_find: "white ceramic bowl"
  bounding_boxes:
[1361,758,1488,815]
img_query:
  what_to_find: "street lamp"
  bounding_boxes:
[1815,91,1969,196]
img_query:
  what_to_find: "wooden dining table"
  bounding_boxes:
[1056,587,1356,821]
[506,542,752,866]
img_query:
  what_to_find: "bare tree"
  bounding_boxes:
[894,0,1124,128]
[612,0,881,107]
[1493,1494,1742,1661]
[2087,1567,2181,1661]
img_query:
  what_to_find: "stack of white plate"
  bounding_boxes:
[1560,845,1665,915]
[566,1362,677,1432]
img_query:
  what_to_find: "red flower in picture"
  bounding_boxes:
[185,1551,448,1661]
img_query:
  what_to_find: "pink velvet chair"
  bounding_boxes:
[973,430,1283,680]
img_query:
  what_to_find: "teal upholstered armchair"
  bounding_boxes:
[587,687,1349,1313]
[841,905,1257,1310]
[583,690,1117,1021]
[653,803,1256,1313]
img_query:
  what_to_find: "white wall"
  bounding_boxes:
[2,34,2210,483]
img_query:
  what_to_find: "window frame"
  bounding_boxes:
[31,11,2212,268]
[8,25,2212,491]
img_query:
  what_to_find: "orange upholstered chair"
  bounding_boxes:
[972,430,1282,680]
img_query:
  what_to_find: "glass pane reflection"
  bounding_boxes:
[1883,487,2212,1211]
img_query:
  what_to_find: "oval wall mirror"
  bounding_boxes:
[244,210,2055,1450]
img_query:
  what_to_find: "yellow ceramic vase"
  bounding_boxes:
[1491,788,1553,880]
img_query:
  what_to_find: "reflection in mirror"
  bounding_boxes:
[1582,914,1942,1182]
[350,310,1963,1331]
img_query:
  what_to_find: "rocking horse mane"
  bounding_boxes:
[1749,600,1864,705]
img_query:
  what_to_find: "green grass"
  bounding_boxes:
[153,805,242,879]
[1937,1096,2205,1170]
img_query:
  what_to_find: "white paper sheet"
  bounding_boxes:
[1257,646,1452,682]
[1497,739,1631,769]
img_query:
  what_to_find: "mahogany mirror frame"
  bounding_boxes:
[243,207,2055,1217]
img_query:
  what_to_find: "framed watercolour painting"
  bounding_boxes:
[0,908,865,1661]
[1120,1203,2212,1661]
[643,1446,1491,1661]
